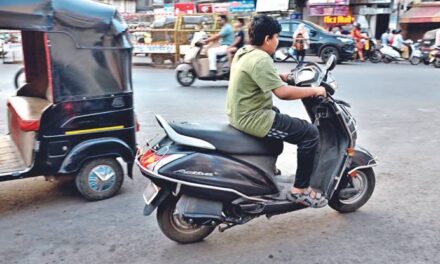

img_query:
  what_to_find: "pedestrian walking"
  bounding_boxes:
[292,23,309,66]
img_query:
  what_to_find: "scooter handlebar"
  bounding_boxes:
[321,81,335,96]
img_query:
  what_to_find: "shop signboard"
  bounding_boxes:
[350,0,391,4]
[213,3,230,13]
[198,3,213,13]
[323,15,354,24]
[353,6,392,15]
[309,5,349,16]
[256,0,289,12]
[154,4,174,19]
[229,0,255,13]
[174,2,195,15]
[308,0,350,5]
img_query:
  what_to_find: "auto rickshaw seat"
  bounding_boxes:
[7,96,51,131]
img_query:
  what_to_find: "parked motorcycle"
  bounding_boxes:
[378,40,422,65]
[175,32,229,86]
[363,38,382,63]
[137,55,377,244]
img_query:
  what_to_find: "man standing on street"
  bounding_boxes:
[226,14,327,208]
[203,15,234,77]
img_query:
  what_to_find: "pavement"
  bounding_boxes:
[0,59,440,264]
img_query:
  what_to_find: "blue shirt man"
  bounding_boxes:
[203,15,235,76]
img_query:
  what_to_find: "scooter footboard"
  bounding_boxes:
[309,113,350,196]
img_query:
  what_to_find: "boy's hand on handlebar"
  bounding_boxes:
[313,86,327,97]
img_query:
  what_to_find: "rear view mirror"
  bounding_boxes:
[326,54,337,71]
[310,30,317,37]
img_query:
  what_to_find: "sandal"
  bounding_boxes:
[287,190,328,208]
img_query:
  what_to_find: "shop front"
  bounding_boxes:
[400,3,440,41]
[350,0,392,39]
[306,0,352,32]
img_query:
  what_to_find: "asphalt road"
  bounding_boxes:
[0,60,439,264]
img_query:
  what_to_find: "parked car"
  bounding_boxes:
[276,19,355,63]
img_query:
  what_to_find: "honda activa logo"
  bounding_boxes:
[174,169,217,177]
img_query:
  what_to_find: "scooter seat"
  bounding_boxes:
[170,122,283,156]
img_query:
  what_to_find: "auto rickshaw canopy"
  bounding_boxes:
[0,0,131,48]
[0,0,133,103]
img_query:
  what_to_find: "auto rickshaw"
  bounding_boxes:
[0,0,137,200]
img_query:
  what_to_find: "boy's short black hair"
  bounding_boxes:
[237,18,245,25]
[249,15,281,46]
[220,15,228,22]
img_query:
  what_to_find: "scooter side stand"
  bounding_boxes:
[218,216,254,233]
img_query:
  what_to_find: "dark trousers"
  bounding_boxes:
[296,49,306,66]
[265,112,319,189]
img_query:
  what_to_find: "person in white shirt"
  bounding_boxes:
[381,28,390,46]
[391,29,404,54]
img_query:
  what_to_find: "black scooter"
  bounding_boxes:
[137,55,377,244]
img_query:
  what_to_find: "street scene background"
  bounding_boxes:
[1,60,440,263]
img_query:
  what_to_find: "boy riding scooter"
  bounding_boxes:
[227,15,327,207]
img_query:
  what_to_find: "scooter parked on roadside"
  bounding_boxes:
[175,32,230,86]
[363,38,382,63]
[378,40,422,65]
[137,55,378,244]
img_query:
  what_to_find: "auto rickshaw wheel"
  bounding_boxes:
[75,158,124,201]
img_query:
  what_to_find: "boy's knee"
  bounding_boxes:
[299,125,319,150]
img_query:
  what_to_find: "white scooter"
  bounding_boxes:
[175,31,230,86]
[379,40,422,65]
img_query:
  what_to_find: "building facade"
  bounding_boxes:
[399,0,440,40]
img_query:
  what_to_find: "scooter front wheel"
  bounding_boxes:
[176,70,196,87]
[328,168,375,213]
[410,57,421,65]
[157,196,215,244]
[434,58,440,68]
[382,57,392,63]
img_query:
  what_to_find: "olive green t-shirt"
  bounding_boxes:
[226,46,284,137]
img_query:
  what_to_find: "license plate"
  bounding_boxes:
[143,182,160,205]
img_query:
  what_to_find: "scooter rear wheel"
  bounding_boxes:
[328,168,375,213]
[369,51,382,63]
[157,196,215,244]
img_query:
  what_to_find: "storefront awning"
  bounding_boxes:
[400,4,440,23]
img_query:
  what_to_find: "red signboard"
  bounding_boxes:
[174,2,195,15]
[198,3,213,13]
